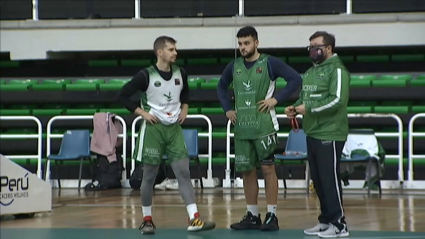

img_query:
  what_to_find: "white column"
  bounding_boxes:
[32,0,39,20]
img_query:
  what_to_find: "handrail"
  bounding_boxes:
[408,113,425,181]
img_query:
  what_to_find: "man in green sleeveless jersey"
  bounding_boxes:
[116,36,215,235]
[285,31,350,238]
[217,26,302,231]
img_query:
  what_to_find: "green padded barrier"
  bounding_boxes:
[121,59,151,67]
[200,81,218,89]
[220,57,235,64]
[0,61,19,68]
[99,84,123,91]
[9,104,38,109]
[200,108,223,114]
[288,56,311,63]
[32,109,63,116]
[74,104,105,109]
[339,56,355,63]
[42,79,72,84]
[347,106,373,113]
[350,80,370,87]
[0,84,29,91]
[410,79,425,87]
[66,79,103,91]
[8,79,38,85]
[32,84,64,91]
[276,78,287,88]
[378,75,413,81]
[88,60,118,67]
[372,80,407,87]
[187,58,218,65]
[98,108,129,115]
[357,55,390,62]
[392,54,424,62]
[188,108,198,114]
[108,79,130,84]
[416,75,425,80]
[188,78,206,89]
[0,109,31,116]
[350,75,377,81]
[412,106,425,113]
[374,106,409,114]
[65,109,98,115]
[348,101,378,106]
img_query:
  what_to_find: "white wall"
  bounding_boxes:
[1,13,425,60]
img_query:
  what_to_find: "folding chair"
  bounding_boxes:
[45,130,92,189]
[274,129,309,193]
[341,129,383,197]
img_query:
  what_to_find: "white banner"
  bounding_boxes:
[0,155,51,215]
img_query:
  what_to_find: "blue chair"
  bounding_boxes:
[274,129,309,193]
[341,129,382,197]
[45,130,92,189]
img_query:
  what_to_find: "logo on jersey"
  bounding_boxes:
[318,73,325,79]
[174,78,180,85]
[236,69,242,75]
[154,81,161,87]
[256,67,263,74]
[163,92,173,102]
[243,80,252,90]
[244,100,251,106]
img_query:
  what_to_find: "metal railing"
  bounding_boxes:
[408,113,425,182]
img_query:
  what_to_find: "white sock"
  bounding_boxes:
[186,203,198,220]
[247,205,259,216]
[142,206,152,218]
[267,205,277,214]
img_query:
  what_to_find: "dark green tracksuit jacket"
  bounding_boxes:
[293,54,350,142]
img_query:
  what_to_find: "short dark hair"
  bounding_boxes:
[237,26,258,40]
[309,31,335,52]
[153,36,176,55]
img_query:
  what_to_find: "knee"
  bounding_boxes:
[175,166,191,179]
[261,164,276,177]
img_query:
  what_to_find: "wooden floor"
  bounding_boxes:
[1,188,425,239]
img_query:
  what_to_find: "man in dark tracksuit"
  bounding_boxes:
[285,31,350,238]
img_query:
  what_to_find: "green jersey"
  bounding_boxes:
[294,54,350,141]
[232,54,279,139]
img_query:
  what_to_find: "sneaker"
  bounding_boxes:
[187,213,216,232]
[154,178,169,190]
[260,212,279,231]
[230,211,262,230]
[304,223,330,235]
[318,224,349,238]
[139,216,156,234]
[165,179,179,190]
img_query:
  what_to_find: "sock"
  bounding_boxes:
[267,205,277,214]
[186,203,198,220]
[142,206,152,219]
[247,205,259,217]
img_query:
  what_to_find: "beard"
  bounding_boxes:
[241,48,256,59]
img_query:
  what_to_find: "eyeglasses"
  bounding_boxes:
[307,45,327,51]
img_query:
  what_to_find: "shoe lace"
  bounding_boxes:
[139,220,156,230]
[239,213,252,223]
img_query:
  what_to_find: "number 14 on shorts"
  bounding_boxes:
[260,134,277,150]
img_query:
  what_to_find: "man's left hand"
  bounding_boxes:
[257,98,278,113]
[178,108,188,124]
[295,104,306,115]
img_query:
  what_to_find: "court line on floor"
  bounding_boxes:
[347,237,425,239]
[55,203,425,210]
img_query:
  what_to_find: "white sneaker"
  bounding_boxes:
[165,179,179,190]
[318,224,349,238]
[304,223,330,235]
[154,178,169,190]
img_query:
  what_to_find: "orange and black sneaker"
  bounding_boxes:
[187,212,216,232]
[139,216,156,234]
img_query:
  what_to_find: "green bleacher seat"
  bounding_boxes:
[187,58,218,65]
[410,79,425,87]
[188,108,198,114]
[42,79,72,84]
[357,55,390,62]
[0,79,5,84]
[33,79,69,91]
[392,54,425,62]
[276,78,287,88]
[88,60,118,67]
[0,61,20,68]
[372,75,411,87]
[200,81,218,89]
[212,128,227,139]
[416,75,425,80]
[347,106,373,113]
[378,75,413,81]
[220,57,235,64]
[121,59,151,67]
[32,109,64,116]
[339,56,355,63]
[374,106,409,114]
[0,84,29,91]
[412,106,425,113]
[65,109,98,115]
[66,79,104,91]
[200,108,223,114]
[8,79,38,85]
[0,109,31,116]
[108,79,130,84]
[188,78,206,89]
[75,79,105,84]
[350,75,376,87]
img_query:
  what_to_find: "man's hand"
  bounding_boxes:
[178,106,188,124]
[140,110,159,124]
[284,105,297,119]
[295,104,306,115]
[257,98,278,113]
[226,110,237,125]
